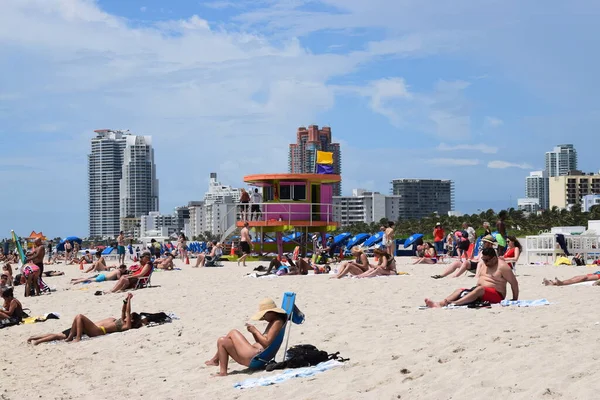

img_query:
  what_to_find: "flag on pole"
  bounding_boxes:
[315,151,334,174]
[316,151,333,165]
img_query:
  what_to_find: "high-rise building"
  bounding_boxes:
[119,135,159,224]
[525,170,549,210]
[549,171,600,209]
[390,179,454,220]
[88,130,127,238]
[545,144,578,177]
[333,189,387,225]
[88,129,159,238]
[289,125,342,196]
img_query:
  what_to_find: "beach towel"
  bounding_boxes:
[22,312,60,324]
[233,360,343,389]
[500,299,550,307]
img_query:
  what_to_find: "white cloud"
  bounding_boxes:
[365,78,472,138]
[485,116,503,127]
[430,158,480,167]
[437,143,498,154]
[487,160,532,169]
[140,6,147,13]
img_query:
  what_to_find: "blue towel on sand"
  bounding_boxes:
[233,360,343,389]
[500,299,550,307]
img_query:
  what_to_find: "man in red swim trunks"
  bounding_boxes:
[425,247,519,307]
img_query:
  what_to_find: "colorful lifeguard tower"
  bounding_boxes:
[237,173,341,257]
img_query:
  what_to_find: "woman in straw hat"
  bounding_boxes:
[358,247,397,278]
[332,246,369,279]
[205,298,287,376]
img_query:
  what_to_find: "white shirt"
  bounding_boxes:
[251,192,262,203]
[467,227,476,243]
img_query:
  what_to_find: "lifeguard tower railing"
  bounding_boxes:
[218,202,339,243]
[525,233,600,264]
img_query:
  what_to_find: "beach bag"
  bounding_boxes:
[265,344,349,371]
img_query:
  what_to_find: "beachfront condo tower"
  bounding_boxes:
[390,179,454,220]
[545,144,578,177]
[288,125,342,196]
[88,130,158,238]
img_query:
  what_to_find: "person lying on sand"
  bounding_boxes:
[431,235,496,279]
[332,246,369,279]
[543,272,600,286]
[425,248,519,308]
[26,293,148,345]
[357,247,396,278]
[205,298,287,376]
[70,265,128,285]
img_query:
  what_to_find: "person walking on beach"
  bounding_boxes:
[238,222,252,267]
[250,188,262,221]
[424,247,519,307]
[433,223,445,254]
[47,241,53,263]
[117,231,126,265]
[384,222,395,257]
[64,240,72,263]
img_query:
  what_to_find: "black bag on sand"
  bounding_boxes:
[265,344,349,371]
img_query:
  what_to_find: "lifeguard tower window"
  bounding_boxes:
[279,184,306,201]
[264,186,274,201]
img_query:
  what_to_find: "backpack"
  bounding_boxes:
[265,344,349,371]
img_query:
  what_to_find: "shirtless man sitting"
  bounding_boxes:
[425,247,519,307]
[71,265,128,285]
[84,251,107,273]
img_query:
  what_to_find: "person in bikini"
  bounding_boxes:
[105,252,153,293]
[332,246,370,279]
[27,293,148,345]
[425,247,519,307]
[431,235,496,279]
[384,222,395,257]
[70,265,128,285]
[358,247,396,277]
[205,298,287,376]
[413,242,438,264]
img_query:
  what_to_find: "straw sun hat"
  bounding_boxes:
[251,298,287,321]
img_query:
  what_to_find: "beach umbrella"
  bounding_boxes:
[333,232,352,246]
[345,233,370,249]
[404,233,424,248]
[363,231,384,247]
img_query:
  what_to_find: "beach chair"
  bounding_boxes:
[248,291,305,369]
[134,268,154,289]
[205,256,224,267]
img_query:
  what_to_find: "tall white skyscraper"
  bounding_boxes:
[88,130,159,238]
[119,135,159,221]
[525,170,549,210]
[545,144,578,177]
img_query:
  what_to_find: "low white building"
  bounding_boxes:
[333,189,387,225]
[140,211,179,238]
[518,198,541,214]
[582,194,600,212]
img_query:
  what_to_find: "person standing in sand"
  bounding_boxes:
[238,222,253,267]
[496,211,508,256]
[64,240,72,263]
[117,231,126,265]
[425,247,519,308]
[384,222,395,257]
[26,238,45,276]
[205,298,287,376]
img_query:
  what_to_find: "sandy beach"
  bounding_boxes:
[2,256,600,400]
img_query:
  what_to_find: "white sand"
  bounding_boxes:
[2,257,600,399]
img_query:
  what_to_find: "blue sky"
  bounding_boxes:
[1,0,599,237]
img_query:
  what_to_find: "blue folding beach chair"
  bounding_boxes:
[248,291,305,369]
